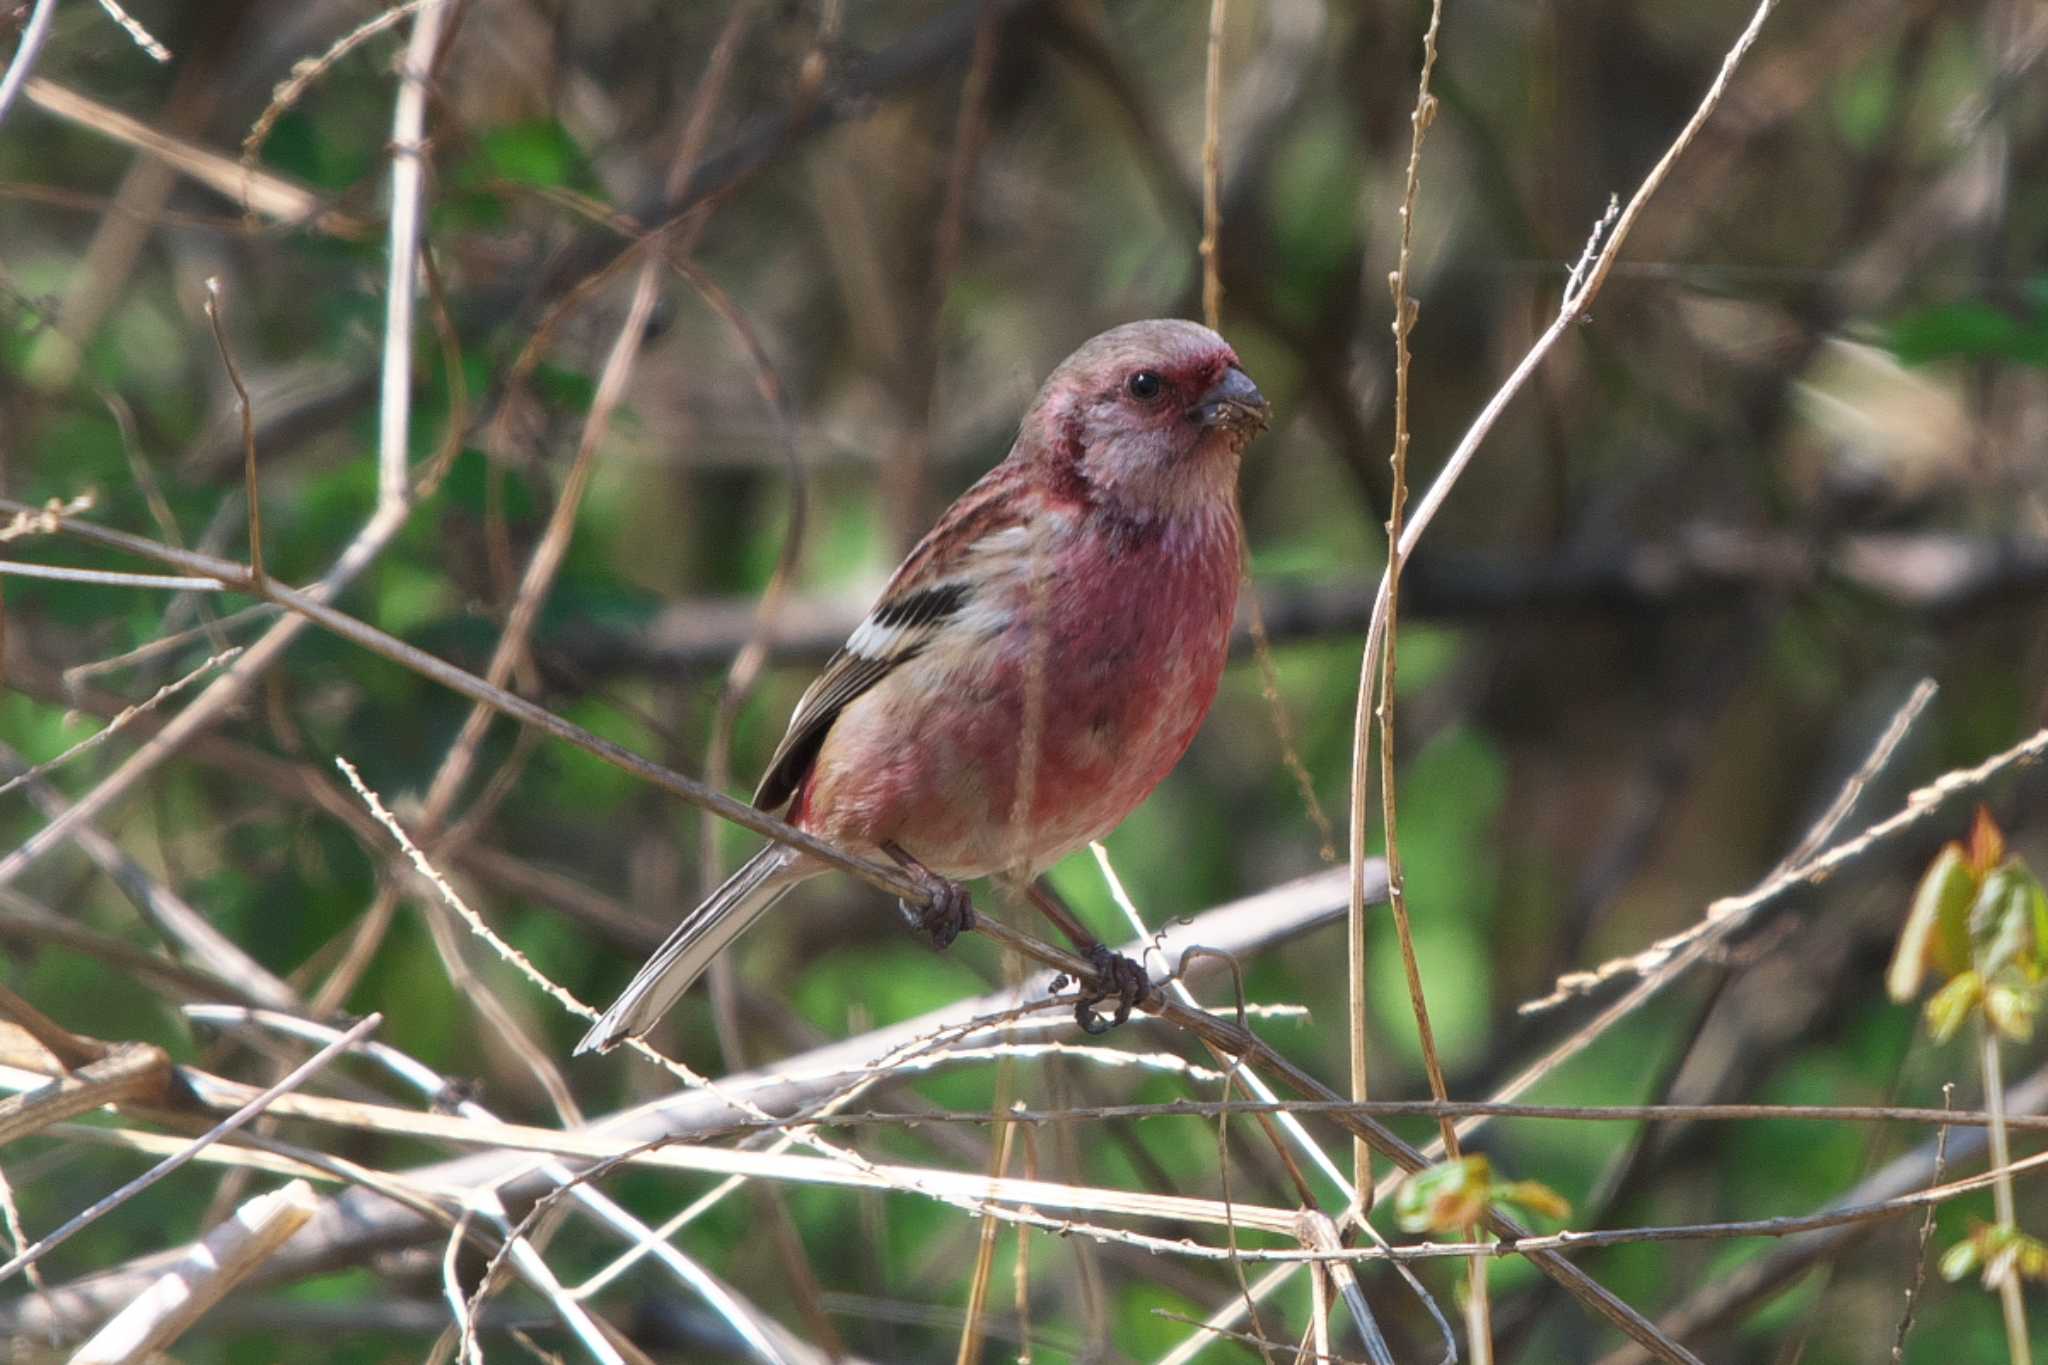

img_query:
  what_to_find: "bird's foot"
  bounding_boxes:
[896,875,977,951]
[884,841,978,950]
[1075,945,1149,1035]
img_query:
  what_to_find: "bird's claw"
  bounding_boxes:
[1075,945,1149,1034]
[897,875,976,951]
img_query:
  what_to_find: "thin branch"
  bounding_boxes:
[1094,844,1413,1365]
[0,0,450,892]
[338,758,598,1030]
[1353,0,1781,766]
[1594,1065,2048,1365]
[0,742,304,1010]
[241,0,438,193]
[194,1009,784,1365]
[0,0,59,133]
[63,605,275,684]
[0,892,276,1007]
[0,560,228,591]
[2,874,1361,1337]
[1981,1024,2032,1363]
[1199,0,1226,329]
[0,498,928,905]
[376,0,444,507]
[363,531,2048,676]
[0,1044,169,1148]
[88,0,168,63]
[1363,677,1936,1218]
[67,1181,317,1365]
[0,1014,379,1283]
[1364,0,1454,1220]
[201,277,264,589]
[26,78,340,231]
[1892,1084,1951,1362]
[1524,680,1971,1014]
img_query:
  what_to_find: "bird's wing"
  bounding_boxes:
[752,468,1028,813]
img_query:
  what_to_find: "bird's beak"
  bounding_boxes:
[1191,366,1270,432]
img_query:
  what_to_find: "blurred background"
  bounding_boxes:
[3,0,2047,1360]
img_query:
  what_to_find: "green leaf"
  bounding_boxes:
[1886,301,2048,368]
[1973,865,2037,979]
[532,363,599,415]
[1890,844,1976,1000]
[2029,873,2048,982]
[1941,1235,1984,1282]
[1498,1179,1572,1224]
[259,108,377,190]
[466,120,594,192]
[2019,1233,2048,1282]
[1394,1156,1492,1235]
[1923,970,1983,1043]
[1984,981,2038,1043]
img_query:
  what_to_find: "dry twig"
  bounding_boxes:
[67,1181,317,1365]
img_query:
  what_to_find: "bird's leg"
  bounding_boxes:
[1023,879,1149,1034]
[882,842,977,950]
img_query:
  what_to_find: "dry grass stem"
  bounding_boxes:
[63,607,274,683]
[0,1014,379,1284]
[205,1010,785,1363]
[1200,0,1227,330]
[0,1044,169,1148]
[24,79,331,229]
[67,1180,317,1364]
[336,765,1219,1339]
[1358,0,1481,1349]
[1,869,1687,1359]
[338,757,600,1030]
[953,1109,1017,1365]
[1980,1026,2032,1363]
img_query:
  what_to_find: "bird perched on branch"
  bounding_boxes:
[576,319,1270,1054]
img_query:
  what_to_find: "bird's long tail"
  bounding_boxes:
[574,846,807,1054]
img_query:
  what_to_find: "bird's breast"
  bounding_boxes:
[804,506,1242,878]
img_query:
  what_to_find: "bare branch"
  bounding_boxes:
[0,1014,379,1284]
[67,1181,318,1365]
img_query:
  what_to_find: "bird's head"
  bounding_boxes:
[1025,319,1269,519]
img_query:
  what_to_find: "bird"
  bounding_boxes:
[575,318,1270,1055]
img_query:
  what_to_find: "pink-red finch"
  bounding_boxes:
[577,319,1269,1054]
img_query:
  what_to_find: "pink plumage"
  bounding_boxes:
[578,319,1269,1054]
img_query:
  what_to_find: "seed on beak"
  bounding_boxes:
[1191,366,1270,431]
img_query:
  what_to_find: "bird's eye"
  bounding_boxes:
[1125,370,1164,401]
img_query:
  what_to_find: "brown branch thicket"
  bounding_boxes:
[1,3,2045,1364]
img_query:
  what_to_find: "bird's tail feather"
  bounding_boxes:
[574,846,805,1054]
